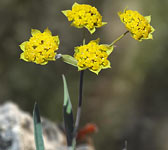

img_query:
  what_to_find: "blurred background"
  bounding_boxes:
[0,0,167,149]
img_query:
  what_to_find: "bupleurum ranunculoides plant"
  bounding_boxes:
[19,3,155,150]
[20,28,59,65]
[62,2,107,34]
[118,9,155,41]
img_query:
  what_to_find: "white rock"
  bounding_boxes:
[0,102,94,150]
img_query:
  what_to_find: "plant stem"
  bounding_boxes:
[78,70,84,108]
[110,30,129,47]
[82,29,86,45]
[73,29,85,146]
[74,70,84,133]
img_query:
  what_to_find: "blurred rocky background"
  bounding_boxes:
[0,102,95,150]
[0,0,167,150]
[0,102,66,150]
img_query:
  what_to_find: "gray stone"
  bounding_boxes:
[0,102,94,150]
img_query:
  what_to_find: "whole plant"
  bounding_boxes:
[19,2,155,150]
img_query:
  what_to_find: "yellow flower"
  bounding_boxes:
[19,28,60,65]
[62,3,107,34]
[74,39,113,74]
[118,9,155,41]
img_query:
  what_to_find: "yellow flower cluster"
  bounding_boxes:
[20,28,59,65]
[74,39,113,74]
[118,9,155,41]
[62,3,106,34]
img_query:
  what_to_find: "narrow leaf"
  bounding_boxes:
[62,75,74,147]
[62,55,77,67]
[33,102,45,150]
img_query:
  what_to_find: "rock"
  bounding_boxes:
[0,102,94,150]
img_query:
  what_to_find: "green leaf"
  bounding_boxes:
[62,55,77,67]
[62,75,74,147]
[33,103,45,150]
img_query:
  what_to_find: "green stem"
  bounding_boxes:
[72,29,86,149]
[73,70,84,137]
[74,30,86,132]
[82,29,86,45]
[110,31,129,47]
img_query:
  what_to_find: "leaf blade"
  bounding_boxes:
[62,55,77,67]
[33,103,45,150]
[62,75,74,147]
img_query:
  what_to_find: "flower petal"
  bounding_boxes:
[31,29,41,36]
[53,36,60,45]
[106,46,114,55]
[145,16,151,23]
[72,2,79,9]
[102,22,107,26]
[151,26,155,33]
[92,38,100,44]
[78,66,87,71]
[20,53,28,62]
[40,61,48,65]
[44,28,52,35]
[62,10,70,17]
[102,60,111,69]
[19,41,27,51]
[89,67,101,75]
[87,27,96,34]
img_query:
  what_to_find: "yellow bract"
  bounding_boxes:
[62,3,107,34]
[74,39,113,74]
[19,28,60,65]
[118,9,155,41]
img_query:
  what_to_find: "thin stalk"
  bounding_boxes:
[73,29,86,142]
[73,70,84,138]
[110,31,129,47]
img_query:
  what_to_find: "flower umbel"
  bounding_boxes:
[20,28,60,65]
[74,39,113,74]
[118,9,155,41]
[62,3,106,34]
